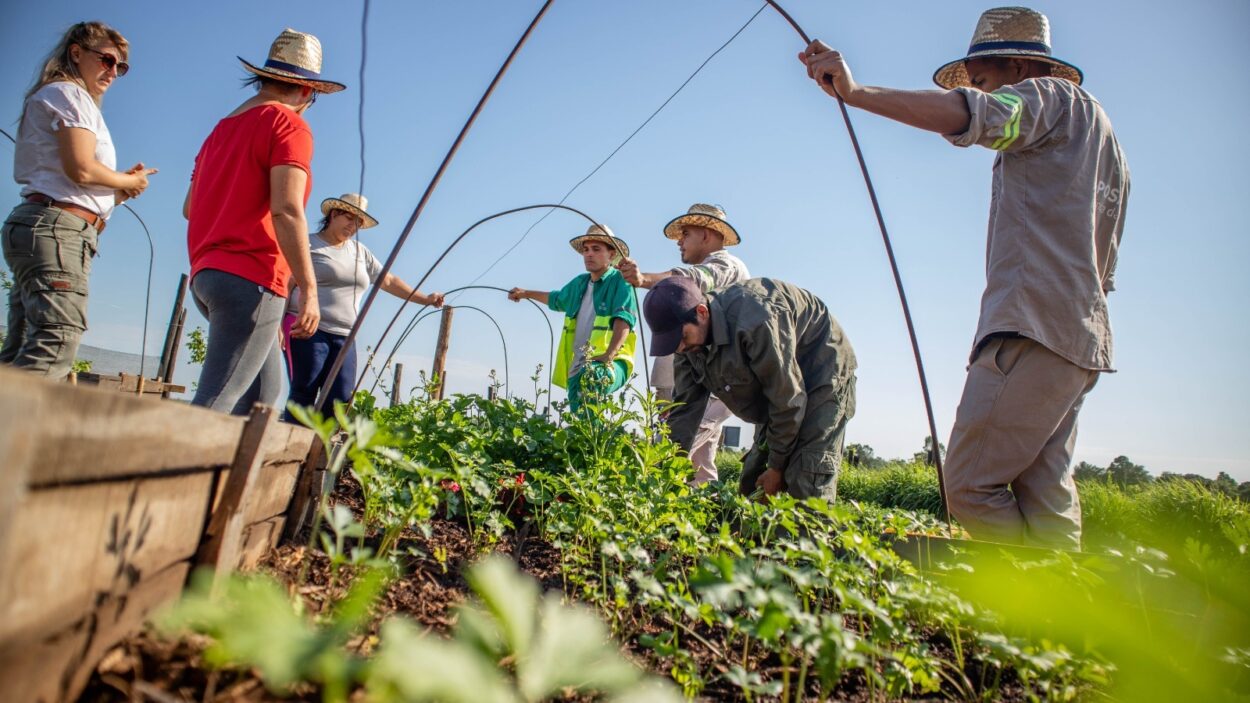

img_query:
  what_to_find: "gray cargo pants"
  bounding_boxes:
[1,202,98,380]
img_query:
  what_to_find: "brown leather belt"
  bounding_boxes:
[24,193,106,233]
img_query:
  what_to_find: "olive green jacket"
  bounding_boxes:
[669,278,857,472]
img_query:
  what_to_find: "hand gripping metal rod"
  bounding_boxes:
[763,0,952,531]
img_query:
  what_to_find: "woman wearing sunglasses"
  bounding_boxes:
[2,21,157,379]
[184,29,344,415]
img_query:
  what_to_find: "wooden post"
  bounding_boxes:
[158,274,189,382]
[391,363,404,406]
[431,306,454,400]
[197,404,276,591]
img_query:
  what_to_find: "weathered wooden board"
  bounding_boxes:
[242,461,303,527]
[0,366,317,702]
[0,369,246,487]
[238,515,288,571]
[0,561,190,703]
[0,473,212,645]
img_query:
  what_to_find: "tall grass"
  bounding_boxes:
[838,461,946,515]
[831,458,1250,558]
[1082,477,1250,558]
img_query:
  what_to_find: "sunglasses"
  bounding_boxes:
[86,48,129,76]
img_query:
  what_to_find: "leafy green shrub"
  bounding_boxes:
[160,558,677,703]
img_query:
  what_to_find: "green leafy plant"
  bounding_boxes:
[159,567,390,703]
[186,326,208,365]
[369,555,681,703]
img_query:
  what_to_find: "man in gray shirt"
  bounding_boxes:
[619,203,750,486]
[799,7,1129,548]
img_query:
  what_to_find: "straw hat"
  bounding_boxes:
[569,224,630,260]
[239,28,346,94]
[321,193,378,229]
[932,7,1083,90]
[663,203,741,246]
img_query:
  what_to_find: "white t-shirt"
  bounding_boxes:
[14,82,117,220]
[569,282,596,376]
[287,235,384,336]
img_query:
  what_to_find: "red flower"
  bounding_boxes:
[440,479,461,493]
[515,472,526,486]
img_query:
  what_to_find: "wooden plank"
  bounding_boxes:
[259,418,316,465]
[282,438,328,542]
[242,460,302,527]
[197,405,275,585]
[0,560,190,703]
[238,515,287,571]
[0,370,41,579]
[0,473,212,649]
[0,367,246,487]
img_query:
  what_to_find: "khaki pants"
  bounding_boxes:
[944,336,1098,550]
[689,397,733,486]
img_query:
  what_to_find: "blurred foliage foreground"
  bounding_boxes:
[156,388,1249,701]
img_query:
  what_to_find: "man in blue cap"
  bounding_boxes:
[644,277,856,500]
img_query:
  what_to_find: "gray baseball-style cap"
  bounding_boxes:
[643,277,706,356]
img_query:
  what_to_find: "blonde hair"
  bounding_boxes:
[26,21,129,106]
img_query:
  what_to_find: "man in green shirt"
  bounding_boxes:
[644,276,857,500]
[508,225,638,413]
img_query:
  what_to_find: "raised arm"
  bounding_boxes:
[507,287,550,305]
[798,41,971,135]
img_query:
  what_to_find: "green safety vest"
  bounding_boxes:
[547,268,639,388]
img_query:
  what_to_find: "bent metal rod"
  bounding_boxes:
[314,0,556,414]
[763,0,952,530]
[350,203,650,401]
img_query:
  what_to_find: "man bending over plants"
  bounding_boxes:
[508,225,638,413]
[644,277,857,500]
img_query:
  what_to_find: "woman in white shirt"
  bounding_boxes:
[1,21,156,379]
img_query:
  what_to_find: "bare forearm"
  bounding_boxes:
[845,86,970,135]
[64,156,133,189]
[382,275,425,303]
[604,319,630,357]
[520,289,550,304]
[639,270,673,289]
[273,212,316,295]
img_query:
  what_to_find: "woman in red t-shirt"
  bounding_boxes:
[183,29,344,415]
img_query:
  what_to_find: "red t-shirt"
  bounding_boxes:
[187,104,313,297]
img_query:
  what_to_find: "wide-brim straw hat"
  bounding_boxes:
[663,203,741,247]
[933,7,1083,90]
[321,193,378,229]
[569,224,630,260]
[239,28,346,94]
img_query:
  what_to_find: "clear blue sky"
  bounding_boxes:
[3,1,1248,480]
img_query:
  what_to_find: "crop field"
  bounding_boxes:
[85,391,1250,702]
